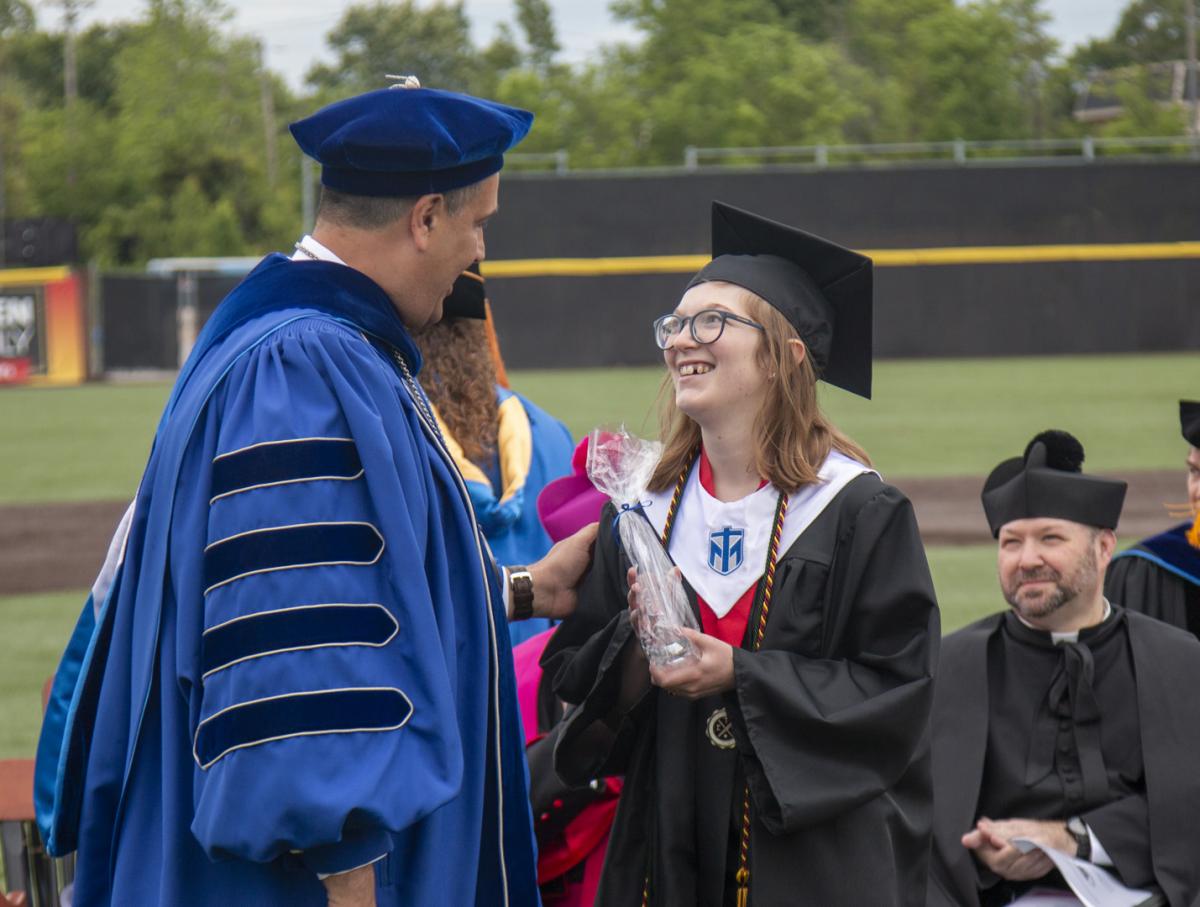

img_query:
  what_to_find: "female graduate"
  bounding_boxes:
[541,202,940,907]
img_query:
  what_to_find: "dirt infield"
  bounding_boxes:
[0,471,1188,597]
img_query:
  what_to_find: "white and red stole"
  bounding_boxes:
[642,448,875,645]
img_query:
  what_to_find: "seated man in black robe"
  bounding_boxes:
[929,430,1200,907]
[1104,400,1200,636]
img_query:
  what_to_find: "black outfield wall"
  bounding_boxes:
[482,161,1200,368]
[96,162,1200,371]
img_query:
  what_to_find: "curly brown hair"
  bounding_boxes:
[414,318,500,464]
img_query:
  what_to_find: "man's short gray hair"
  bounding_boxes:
[316,181,485,231]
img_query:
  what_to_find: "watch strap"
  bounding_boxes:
[509,566,534,621]
[1067,817,1091,861]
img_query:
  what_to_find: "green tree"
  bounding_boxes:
[11,0,303,263]
[1072,0,1188,70]
[514,0,559,71]
[1096,67,1190,136]
[0,0,32,35]
[306,1,478,96]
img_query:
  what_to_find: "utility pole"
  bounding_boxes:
[258,41,278,188]
[1,44,7,266]
[51,0,94,191]
[1187,0,1198,137]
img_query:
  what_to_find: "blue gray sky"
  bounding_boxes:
[67,0,1125,90]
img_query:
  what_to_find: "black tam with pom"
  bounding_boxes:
[980,429,1127,537]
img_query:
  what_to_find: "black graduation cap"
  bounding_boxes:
[980,430,1127,537]
[686,201,873,398]
[1180,400,1200,447]
[442,262,486,320]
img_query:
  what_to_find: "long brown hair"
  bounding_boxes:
[648,286,871,494]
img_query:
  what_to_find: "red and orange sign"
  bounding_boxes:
[0,267,86,386]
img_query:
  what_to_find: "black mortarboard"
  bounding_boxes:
[686,201,873,398]
[289,86,533,197]
[1180,400,1200,447]
[980,430,1127,537]
[442,263,486,320]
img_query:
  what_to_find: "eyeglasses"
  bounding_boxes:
[652,309,765,350]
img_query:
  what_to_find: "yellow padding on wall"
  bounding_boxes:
[0,266,71,286]
[480,242,1200,279]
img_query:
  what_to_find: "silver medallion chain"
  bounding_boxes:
[391,349,445,444]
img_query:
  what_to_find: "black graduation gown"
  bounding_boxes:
[1105,524,1200,637]
[542,473,939,907]
[928,610,1200,907]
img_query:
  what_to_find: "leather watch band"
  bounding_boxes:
[509,566,534,621]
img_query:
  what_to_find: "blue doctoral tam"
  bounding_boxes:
[290,86,534,197]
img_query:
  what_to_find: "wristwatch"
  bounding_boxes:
[1066,817,1091,861]
[509,566,534,621]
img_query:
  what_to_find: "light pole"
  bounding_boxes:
[51,0,95,191]
[1187,0,1198,136]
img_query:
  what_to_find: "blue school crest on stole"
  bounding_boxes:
[708,527,745,575]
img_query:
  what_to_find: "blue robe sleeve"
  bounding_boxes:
[174,317,465,873]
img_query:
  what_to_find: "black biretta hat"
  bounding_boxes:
[686,201,873,398]
[1180,400,1200,447]
[442,262,486,320]
[980,430,1127,537]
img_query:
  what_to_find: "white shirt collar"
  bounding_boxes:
[1015,598,1113,644]
[291,234,347,265]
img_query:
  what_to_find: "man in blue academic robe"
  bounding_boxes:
[35,84,596,907]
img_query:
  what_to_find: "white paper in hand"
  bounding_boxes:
[1010,838,1155,907]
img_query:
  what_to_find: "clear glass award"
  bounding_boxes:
[586,428,698,666]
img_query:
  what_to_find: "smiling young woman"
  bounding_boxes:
[542,202,940,907]
[652,285,870,497]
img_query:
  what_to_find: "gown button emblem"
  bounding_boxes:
[706,707,737,749]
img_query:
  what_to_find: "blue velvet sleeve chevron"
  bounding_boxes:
[173,318,470,874]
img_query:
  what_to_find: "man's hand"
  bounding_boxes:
[961,817,1075,881]
[322,863,376,907]
[527,522,599,620]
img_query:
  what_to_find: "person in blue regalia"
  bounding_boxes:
[1105,400,1200,637]
[413,264,575,647]
[34,80,597,907]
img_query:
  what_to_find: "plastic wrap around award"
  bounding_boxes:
[586,427,699,667]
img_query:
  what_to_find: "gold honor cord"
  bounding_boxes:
[734,491,789,907]
[480,241,1200,279]
[640,449,789,907]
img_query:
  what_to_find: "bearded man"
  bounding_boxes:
[927,430,1200,907]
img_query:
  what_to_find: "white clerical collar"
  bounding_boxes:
[1015,598,1113,643]
[291,234,347,265]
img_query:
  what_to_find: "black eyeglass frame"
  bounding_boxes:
[652,308,766,350]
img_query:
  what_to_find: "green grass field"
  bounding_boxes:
[0,352,1195,505]
[0,544,1002,758]
[0,351,1194,758]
